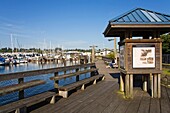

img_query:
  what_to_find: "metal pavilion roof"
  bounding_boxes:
[109,8,170,24]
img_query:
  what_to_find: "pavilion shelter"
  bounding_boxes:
[103,8,170,98]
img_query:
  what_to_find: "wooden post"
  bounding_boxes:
[54,72,59,89]
[125,74,130,98]
[143,75,147,92]
[129,74,133,98]
[120,73,124,92]
[76,68,79,82]
[18,78,24,99]
[158,74,161,98]
[147,74,150,93]
[153,74,158,98]
[90,66,96,77]
[92,46,95,63]
[150,74,153,98]
[90,45,97,63]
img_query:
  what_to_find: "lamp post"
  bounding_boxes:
[108,37,117,64]
[90,45,98,63]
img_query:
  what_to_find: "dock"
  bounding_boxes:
[29,59,170,113]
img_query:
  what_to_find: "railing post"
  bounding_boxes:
[54,72,59,89]
[18,78,24,99]
[76,68,79,82]
[90,65,97,77]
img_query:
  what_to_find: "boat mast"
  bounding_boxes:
[10,34,13,53]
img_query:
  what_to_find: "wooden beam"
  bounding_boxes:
[129,74,133,98]
[54,72,59,89]
[0,80,46,96]
[119,73,124,92]
[150,73,153,98]
[158,74,161,98]
[143,75,147,92]
[18,78,24,100]
[153,74,158,98]
[125,74,130,98]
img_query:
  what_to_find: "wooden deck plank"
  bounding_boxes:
[125,89,143,113]
[76,83,119,113]
[149,98,160,113]
[160,86,170,113]
[55,81,116,113]
[112,90,138,113]
[101,85,123,113]
[31,80,108,113]
[137,92,150,113]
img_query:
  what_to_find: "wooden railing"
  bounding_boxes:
[0,63,96,98]
[0,63,104,113]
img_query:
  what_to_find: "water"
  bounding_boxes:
[0,62,91,105]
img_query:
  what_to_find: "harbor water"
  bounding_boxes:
[0,62,91,105]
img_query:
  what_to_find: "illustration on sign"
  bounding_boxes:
[133,47,155,68]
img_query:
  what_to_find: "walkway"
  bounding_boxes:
[31,60,170,113]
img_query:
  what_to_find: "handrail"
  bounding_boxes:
[50,68,98,80]
[0,63,95,81]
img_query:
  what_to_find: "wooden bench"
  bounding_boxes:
[0,91,56,113]
[0,80,46,96]
[50,68,98,80]
[58,74,105,98]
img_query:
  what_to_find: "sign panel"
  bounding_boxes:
[133,47,155,68]
[120,46,125,69]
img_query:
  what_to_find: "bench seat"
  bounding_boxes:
[0,80,46,96]
[0,91,56,113]
[58,74,105,98]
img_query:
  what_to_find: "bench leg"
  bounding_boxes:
[50,95,55,104]
[81,84,85,90]
[15,109,20,113]
[102,76,105,81]
[15,107,27,113]
[93,79,97,85]
[59,91,68,98]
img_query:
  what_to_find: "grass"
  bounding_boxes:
[163,68,170,76]
[162,63,170,76]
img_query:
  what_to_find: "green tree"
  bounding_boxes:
[161,34,170,54]
[106,52,115,59]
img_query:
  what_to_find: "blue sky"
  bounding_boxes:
[0,0,170,49]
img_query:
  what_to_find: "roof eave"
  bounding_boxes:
[110,23,170,28]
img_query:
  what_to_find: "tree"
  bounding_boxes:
[106,51,115,59]
[161,34,170,54]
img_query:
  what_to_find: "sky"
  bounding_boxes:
[0,0,170,49]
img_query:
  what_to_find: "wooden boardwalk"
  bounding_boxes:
[31,60,170,113]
